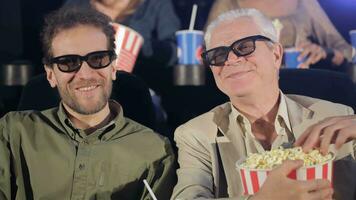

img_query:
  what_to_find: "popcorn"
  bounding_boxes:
[236,147,335,195]
[241,147,333,169]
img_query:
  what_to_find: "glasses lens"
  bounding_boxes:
[207,47,229,66]
[87,51,112,68]
[56,56,81,72]
[232,40,255,56]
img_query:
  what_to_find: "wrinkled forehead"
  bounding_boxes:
[208,17,262,49]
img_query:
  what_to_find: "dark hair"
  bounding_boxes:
[41,6,115,65]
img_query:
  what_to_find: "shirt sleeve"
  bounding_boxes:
[0,118,11,200]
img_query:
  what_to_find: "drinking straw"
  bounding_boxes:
[143,179,158,200]
[189,4,198,30]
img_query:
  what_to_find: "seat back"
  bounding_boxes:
[17,71,157,129]
[163,68,356,130]
[279,69,356,111]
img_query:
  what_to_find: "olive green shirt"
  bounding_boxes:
[0,100,175,200]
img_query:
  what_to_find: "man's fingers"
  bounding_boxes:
[273,160,303,176]
[297,116,347,151]
[319,119,350,154]
[301,179,331,192]
[335,128,354,148]
[298,48,311,61]
[301,45,325,66]
[301,127,322,152]
[308,187,333,200]
[110,22,119,30]
[308,51,325,65]
[295,126,313,146]
[298,63,309,69]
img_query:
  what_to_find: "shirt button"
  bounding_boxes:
[79,164,85,170]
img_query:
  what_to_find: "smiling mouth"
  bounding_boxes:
[226,71,252,79]
[76,85,99,92]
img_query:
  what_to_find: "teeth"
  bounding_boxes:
[78,85,97,91]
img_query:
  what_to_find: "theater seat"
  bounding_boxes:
[17,71,157,130]
[279,69,356,111]
[162,68,356,130]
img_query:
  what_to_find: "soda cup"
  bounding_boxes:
[284,48,305,68]
[176,30,204,65]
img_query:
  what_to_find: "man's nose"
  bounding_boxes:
[75,61,96,77]
[225,50,244,66]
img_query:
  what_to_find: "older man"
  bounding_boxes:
[0,7,175,200]
[172,8,356,200]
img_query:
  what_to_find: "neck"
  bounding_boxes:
[230,87,280,123]
[63,102,111,132]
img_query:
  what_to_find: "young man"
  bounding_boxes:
[0,7,175,200]
[172,8,356,200]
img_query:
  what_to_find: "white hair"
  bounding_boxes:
[205,8,278,47]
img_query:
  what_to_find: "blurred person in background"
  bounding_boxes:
[206,0,352,71]
[64,0,181,70]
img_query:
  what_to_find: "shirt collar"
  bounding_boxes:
[229,90,292,138]
[57,100,126,143]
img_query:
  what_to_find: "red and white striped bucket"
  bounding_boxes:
[113,23,144,73]
[236,157,334,195]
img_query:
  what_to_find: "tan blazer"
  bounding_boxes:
[172,95,355,200]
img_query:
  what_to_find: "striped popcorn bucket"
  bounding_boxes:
[113,23,144,72]
[236,155,335,195]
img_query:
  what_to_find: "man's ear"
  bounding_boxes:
[273,43,284,69]
[111,59,118,81]
[44,65,57,88]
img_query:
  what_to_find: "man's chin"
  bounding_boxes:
[226,85,254,97]
[67,99,107,115]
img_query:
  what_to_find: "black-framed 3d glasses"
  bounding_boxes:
[46,50,117,73]
[201,35,273,66]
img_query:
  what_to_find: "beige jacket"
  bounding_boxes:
[172,95,356,200]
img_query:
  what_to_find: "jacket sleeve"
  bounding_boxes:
[0,118,11,200]
[171,124,215,199]
[171,125,250,200]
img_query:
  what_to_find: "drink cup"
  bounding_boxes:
[176,30,204,65]
[113,23,144,73]
[284,48,306,68]
[349,30,356,63]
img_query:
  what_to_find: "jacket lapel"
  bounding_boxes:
[213,104,246,197]
[285,96,314,140]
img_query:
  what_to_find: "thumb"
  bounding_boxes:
[110,22,119,32]
[274,160,303,176]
